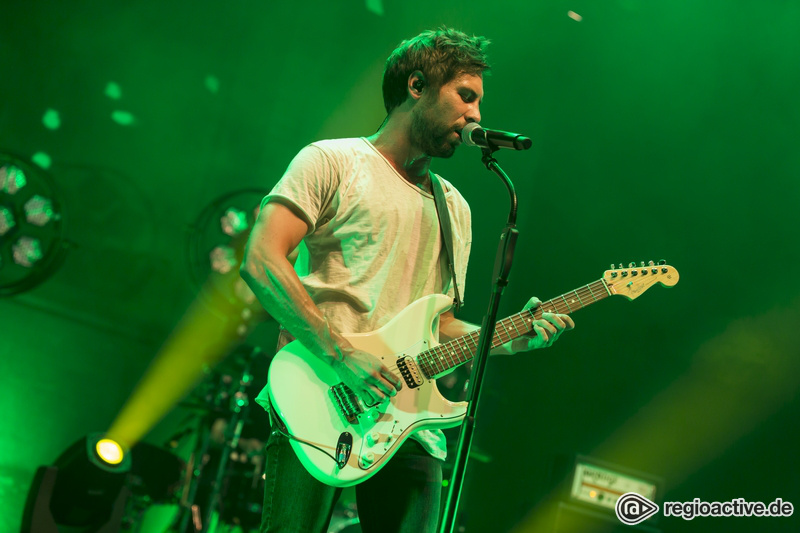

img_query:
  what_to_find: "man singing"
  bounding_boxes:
[241,27,574,533]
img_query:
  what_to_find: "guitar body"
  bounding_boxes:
[267,293,467,487]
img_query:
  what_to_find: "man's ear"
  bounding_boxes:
[408,70,426,100]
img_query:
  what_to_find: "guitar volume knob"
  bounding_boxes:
[366,431,380,446]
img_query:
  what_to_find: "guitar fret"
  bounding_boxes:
[499,320,511,343]
[457,336,471,363]
[586,283,598,301]
[491,327,502,348]
[469,332,480,354]
[417,351,430,377]
[423,349,436,376]
[509,314,523,337]
[572,290,584,309]
[599,279,612,296]
[445,342,457,368]
[560,295,573,313]
[430,349,440,374]
[432,345,444,372]
[518,312,531,334]
[427,347,440,375]
[436,345,448,373]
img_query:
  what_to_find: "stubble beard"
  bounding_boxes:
[410,105,458,159]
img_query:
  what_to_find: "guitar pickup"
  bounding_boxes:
[397,357,424,389]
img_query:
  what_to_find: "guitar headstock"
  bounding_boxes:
[604,260,679,300]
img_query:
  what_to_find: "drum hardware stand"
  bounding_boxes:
[170,346,259,532]
[201,347,258,531]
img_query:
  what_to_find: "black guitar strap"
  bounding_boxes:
[430,172,463,312]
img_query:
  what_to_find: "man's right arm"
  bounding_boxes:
[240,201,402,404]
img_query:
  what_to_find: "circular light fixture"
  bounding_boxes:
[0,153,67,296]
[188,188,270,327]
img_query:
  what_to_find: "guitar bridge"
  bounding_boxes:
[397,357,424,389]
[329,384,363,424]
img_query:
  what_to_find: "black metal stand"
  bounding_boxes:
[201,347,257,530]
[439,147,519,533]
[172,346,259,533]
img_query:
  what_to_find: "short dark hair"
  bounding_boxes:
[382,27,491,114]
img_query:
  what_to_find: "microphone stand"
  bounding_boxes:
[439,145,519,533]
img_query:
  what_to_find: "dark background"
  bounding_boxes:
[1,1,798,531]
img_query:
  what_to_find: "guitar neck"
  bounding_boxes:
[417,278,611,378]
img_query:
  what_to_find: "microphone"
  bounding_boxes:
[461,122,533,151]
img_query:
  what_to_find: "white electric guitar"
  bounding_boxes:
[266,261,679,487]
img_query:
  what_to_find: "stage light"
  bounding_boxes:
[95,438,125,466]
[210,244,237,274]
[0,153,66,296]
[13,236,43,267]
[0,205,15,235]
[221,207,249,236]
[21,433,131,533]
[0,162,27,193]
[187,188,269,312]
[24,194,55,226]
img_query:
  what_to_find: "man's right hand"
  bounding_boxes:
[331,345,403,407]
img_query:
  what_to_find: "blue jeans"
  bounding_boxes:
[260,430,443,533]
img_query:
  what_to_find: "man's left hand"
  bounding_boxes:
[509,296,575,353]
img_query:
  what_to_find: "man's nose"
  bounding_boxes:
[466,104,481,125]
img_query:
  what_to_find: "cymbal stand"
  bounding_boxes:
[201,346,259,531]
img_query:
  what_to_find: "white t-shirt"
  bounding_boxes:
[261,137,472,460]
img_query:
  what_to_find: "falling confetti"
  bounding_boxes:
[568,10,583,22]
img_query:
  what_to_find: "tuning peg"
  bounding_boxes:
[658,259,666,265]
[610,264,616,270]
[618,263,623,269]
[628,262,636,268]
[648,260,655,266]
[640,261,645,267]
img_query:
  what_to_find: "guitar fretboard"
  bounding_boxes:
[417,279,611,378]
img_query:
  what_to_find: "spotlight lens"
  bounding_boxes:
[0,164,26,194]
[95,438,124,465]
[12,236,43,267]
[0,206,16,235]
[220,207,249,236]
[24,195,56,226]
[209,245,237,274]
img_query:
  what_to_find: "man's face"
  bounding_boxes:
[410,73,484,158]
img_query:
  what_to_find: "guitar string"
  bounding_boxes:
[332,271,666,398]
[375,279,613,375]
